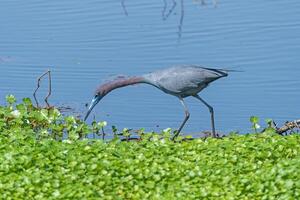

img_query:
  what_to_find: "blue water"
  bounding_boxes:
[1,0,300,135]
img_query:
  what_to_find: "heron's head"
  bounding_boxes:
[84,76,140,121]
[84,89,107,121]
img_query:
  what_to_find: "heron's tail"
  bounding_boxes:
[220,66,244,73]
[203,67,243,77]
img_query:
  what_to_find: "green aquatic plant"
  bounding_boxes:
[1,95,300,199]
[250,116,260,133]
[1,127,300,199]
[1,95,97,141]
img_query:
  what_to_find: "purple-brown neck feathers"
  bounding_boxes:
[95,76,145,96]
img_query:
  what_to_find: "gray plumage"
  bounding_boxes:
[84,65,230,140]
[143,65,227,97]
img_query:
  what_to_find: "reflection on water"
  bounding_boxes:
[0,0,300,135]
[122,0,217,40]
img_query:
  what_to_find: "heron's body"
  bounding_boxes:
[85,65,230,139]
[142,65,227,97]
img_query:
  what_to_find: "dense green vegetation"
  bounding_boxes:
[1,95,300,199]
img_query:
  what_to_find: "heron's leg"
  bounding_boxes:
[172,97,190,140]
[193,94,216,138]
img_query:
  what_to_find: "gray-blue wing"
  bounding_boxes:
[143,65,227,96]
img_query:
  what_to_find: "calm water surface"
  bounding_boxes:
[1,0,300,135]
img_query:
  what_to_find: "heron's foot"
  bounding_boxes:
[202,131,222,138]
[171,130,181,141]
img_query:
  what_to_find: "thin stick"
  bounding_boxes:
[45,70,52,108]
[276,119,300,135]
[33,70,52,108]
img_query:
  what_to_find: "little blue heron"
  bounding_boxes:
[84,65,230,139]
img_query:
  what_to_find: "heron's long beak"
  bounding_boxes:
[84,96,102,121]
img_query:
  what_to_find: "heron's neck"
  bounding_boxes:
[100,76,146,94]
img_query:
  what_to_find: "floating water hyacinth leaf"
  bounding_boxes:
[112,125,118,134]
[22,97,32,106]
[250,116,259,124]
[6,94,16,105]
[250,116,260,133]
[1,96,300,199]
[265,118,274,128]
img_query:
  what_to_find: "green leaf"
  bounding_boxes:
[22,98,32,106]
[6,94,16,105]
[250,116,259,123]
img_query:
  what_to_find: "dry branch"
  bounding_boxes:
[33,70,52,108]
[276,119,300,135]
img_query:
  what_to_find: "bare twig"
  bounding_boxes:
[120,137,141,142]
[33,70,52,108]
[276,119,300,135]
[45,71,52,107]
